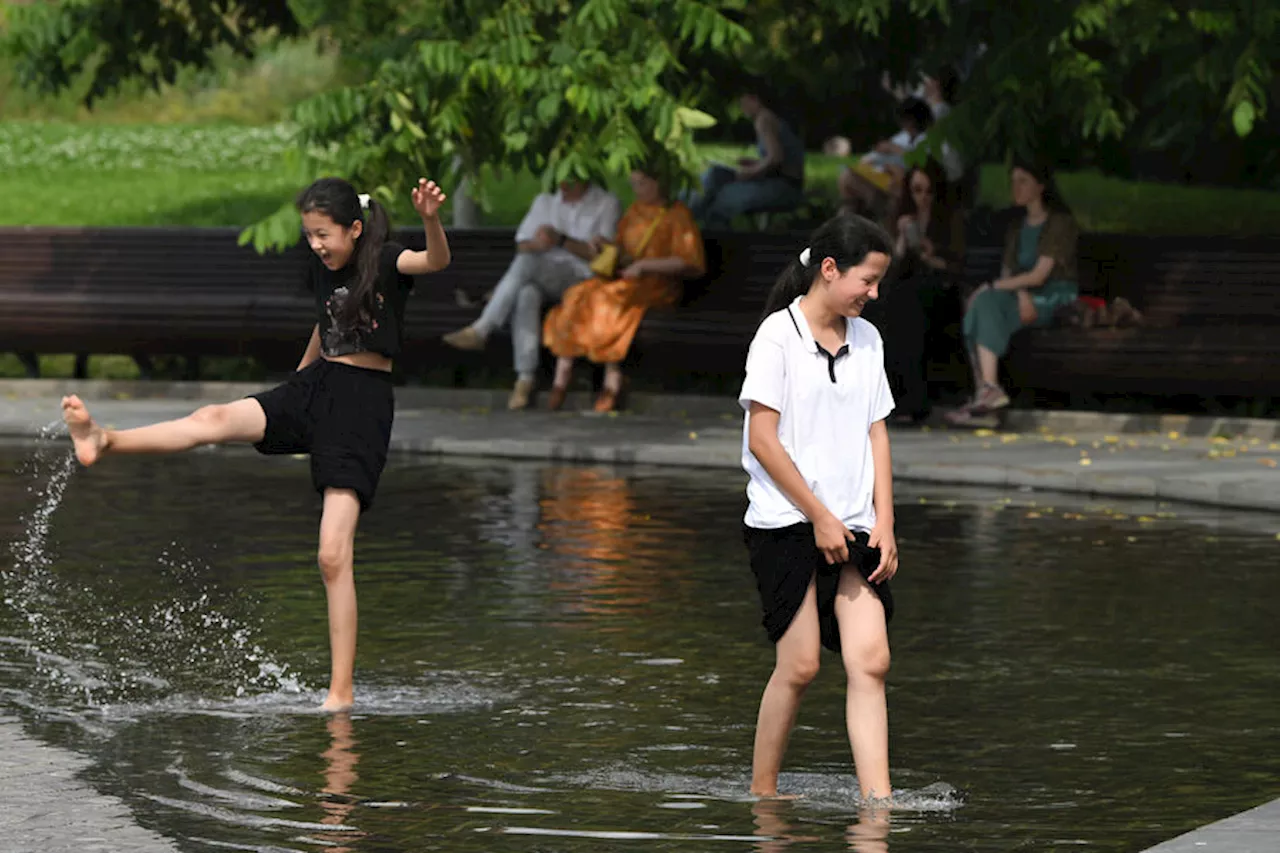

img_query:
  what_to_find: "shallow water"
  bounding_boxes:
[1,438,1278,851]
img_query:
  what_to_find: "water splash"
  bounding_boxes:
[2,427,308,712]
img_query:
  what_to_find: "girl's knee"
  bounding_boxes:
[844,641,891,683]
[317,541,352,583]
[776,655,821,689]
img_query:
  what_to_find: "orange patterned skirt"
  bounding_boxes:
[542,275,678,364]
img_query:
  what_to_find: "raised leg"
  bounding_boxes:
[61,394,266,466]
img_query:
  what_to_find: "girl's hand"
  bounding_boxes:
[411,178,447,219]
[621,260,647,279]
[814,512,851,565]
[866,523,898,583]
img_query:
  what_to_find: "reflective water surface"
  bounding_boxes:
[1,438,1278,852]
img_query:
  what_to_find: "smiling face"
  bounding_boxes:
[302,210,362,270]
[815,251,892,318]
[1010,167,1045,209]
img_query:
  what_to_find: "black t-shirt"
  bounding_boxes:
[309,241,414,358]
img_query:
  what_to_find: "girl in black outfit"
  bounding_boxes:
[62,176,451,712]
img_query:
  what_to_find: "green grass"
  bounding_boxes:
[3,123,1280,236]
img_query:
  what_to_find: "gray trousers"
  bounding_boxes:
[473,251,586,379]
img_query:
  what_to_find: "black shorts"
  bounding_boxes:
[248,360,395,511]
[744,522,893,654]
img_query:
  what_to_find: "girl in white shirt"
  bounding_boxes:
[739,213,900,802]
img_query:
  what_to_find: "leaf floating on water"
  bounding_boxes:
[1168,431,1181,440]
[1126,536,1138,543]
[974,428,995,437]
[1025,512,1042,519]
[688,431,698,440]
[918,497,929,504]
[1104,435,1119,444]
[1001,433,1020,443]
[1079,458,1093,466]
[1137,516,1156,523]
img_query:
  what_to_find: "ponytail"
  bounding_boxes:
[759,213,895,324]
[296,177,392,328]
[761,258,813,320]
[348,198,390,327]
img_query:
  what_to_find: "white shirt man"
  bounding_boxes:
[443,181,620,409]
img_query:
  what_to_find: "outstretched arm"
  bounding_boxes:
[396,179,452,275]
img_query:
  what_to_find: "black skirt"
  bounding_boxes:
[744,521,894,653]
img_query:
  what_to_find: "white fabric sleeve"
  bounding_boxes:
[870,332,896,423]
[738,329,786,413]
[591,192,622,240]
[515,194,552,243]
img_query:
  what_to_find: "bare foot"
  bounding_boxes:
[61,395,108,466]
[320,693,354,714]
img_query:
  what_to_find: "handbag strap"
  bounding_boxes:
[632,206,669,259]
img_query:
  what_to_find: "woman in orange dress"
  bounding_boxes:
[542,165,706,413]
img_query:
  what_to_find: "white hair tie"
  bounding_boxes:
[799,247,812,266]
[357,193,371,210]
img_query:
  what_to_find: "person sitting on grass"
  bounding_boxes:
[689,92,807,230]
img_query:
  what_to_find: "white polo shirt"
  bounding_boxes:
[739,296,895,532]
[514,184,621,278]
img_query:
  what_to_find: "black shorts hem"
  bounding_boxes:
[744,521,893,654]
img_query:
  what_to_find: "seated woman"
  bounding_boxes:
[946,159,1078,422]
[863,160,966,422]
[837,97,934,218]
[542,163,706,413]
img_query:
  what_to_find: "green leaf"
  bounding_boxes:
[1232,100,1256,136]
[674,106,717,130]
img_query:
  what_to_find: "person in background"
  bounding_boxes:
[947,159,1078,422]
[689,92,806,230]
[542,163,705,413]
[837,98,934,219]
[442,180,620,410]
[863,160,966,422]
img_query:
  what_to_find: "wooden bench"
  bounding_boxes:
[2,226,1277,400]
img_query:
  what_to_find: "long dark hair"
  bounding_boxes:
[761,214,895,321]
[892,159,952,231]
[297,177,390,327]
[1012,156,1071,215]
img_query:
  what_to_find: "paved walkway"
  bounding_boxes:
[1141,797,1280,853]
[0,717,177,852]
[2,384,1279,515]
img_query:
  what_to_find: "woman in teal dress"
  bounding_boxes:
[948,159,1078,421]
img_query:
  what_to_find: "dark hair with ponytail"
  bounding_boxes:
[761,213,895,322]
[297,177,391,327]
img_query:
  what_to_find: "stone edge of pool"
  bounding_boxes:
[1138,797,1280,852]
[4,380,1280,442]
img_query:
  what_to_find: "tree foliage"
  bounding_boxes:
[3,0,298,103]
[4,0,1278,247]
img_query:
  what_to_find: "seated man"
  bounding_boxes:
[442,180,620,410]
[689,92,805,230]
